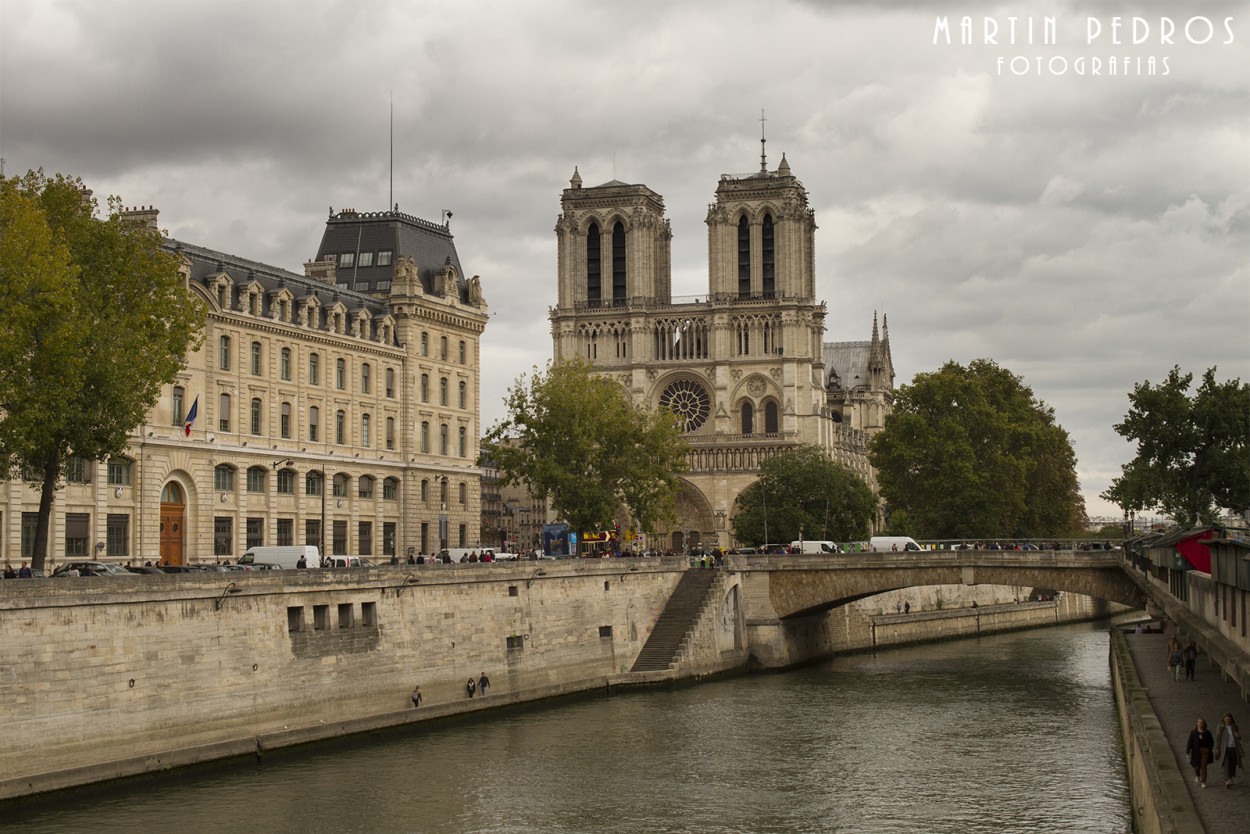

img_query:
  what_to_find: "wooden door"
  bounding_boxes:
[160,482,185,565]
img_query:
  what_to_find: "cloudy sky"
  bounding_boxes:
[2,0,1247,520]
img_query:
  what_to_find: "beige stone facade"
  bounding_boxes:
[0,207,488,567]
[549,157,893,551]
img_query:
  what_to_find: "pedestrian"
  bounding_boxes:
[466,677,476,698]
[18,562,33,578]
[1186,717,1215,788]
[903,601,910,615]
[895,602,901,615]
[1168,638,1184,681]
[1214,713,1243,787]
[3,564,15,579]
[1183,641,1198,681]
[296,555,307,569]
[410,684,423,707]
[478,671,490,696]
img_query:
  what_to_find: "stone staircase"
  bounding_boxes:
[630,569,719,673]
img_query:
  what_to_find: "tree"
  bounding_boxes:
[1101,366,1249,527]
[481,358,688,536]
[0,171,204,570]
[868,359,1084,539]
[731,445,877,546]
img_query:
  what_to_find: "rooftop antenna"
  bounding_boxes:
[759,109,768,173]
[389,91,394,212]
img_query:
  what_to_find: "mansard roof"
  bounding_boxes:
[167,238,392,323]
[315,207,470,301]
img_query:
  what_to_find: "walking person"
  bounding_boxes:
[1186,718,1215,788]
[410,684,422,707]
[1167,637,1184,681]
[1214,713,1243,787]
[1183,641,1198,681]
[478,672,490,697]
[466,677,476,698]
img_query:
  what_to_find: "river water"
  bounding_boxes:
[4,622,1130,833]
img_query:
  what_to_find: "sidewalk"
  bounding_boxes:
[1125,630,1249,831]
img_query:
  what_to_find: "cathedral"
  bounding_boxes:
[549,152,894,552]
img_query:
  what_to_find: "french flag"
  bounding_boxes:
[184,396,199,437]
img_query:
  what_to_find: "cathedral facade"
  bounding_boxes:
[549,155,893,551]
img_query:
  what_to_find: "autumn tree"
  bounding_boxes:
[732,445,877,546]
[1102,366,1249,527]
[868,359,1085,539]
[0,171,204,570]
[481,358,688,536]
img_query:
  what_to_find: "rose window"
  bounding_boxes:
[659,379,711,433]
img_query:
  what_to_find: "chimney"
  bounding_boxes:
[119,205,160,230]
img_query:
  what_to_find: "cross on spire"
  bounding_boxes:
[759,109,768,173]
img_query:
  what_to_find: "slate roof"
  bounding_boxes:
[824,341,874,391]
[315,208,469,300]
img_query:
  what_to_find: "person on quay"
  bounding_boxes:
[1186,717,1215,788]
[1167,637,1184,682]
[1214,713,1243,788]
[410,685,423,708]
[466,677,476,698]
[478,671,490,696]
[1183,641,1199,681]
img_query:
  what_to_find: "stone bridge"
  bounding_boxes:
[723,550,1147,667]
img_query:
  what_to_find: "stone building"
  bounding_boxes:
[549,154,893,551]
[1,206,488,566]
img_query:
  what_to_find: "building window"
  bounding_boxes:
[314,604,329,630]
[336,358,346,390]
[762,212,775,297]
[421,374,429,402]
[421,522,429,553]
[214,464,235,491]
[458,482,466,505]
[586,222,601,303]
[458,523,466,547]
[333,474,348,498]
[66,456,91,484]
[383,477,398,501]
[21,512,38,558]
[250,341,262,375]
[378,250,393,267]
[336,410,346,444]
[276,518,294,547]
[361,413,371,447]
[247,466,267,492]
[106,514,129,557]
[420,479,429,503]
[280,402,292,439]
[251,398,262,435]
[65,513,89,556]
[737,215,751,297]
[361,363,371,394]
[338,252,355,269]
[382,524,396,558]
[309,406,319,442]
[386,416,395,450]
[305,519,321,548]
[440,336,448,359]
[280,347,291,380]
[107,458,132,486]
[309,353,320,385]
[276,468,295,494]
[420,332,429,356]
[612,222,626,303]
[358,251,374,268]
[172,386,185,426]
[214,517,233,556]
[359,522,373,556]
[458,340,466,364]
[306,471,323,496]
[333,520,348,554]
[741,402,754,434]
[385,368,395,398]
[764,400,779,434]
[219,335,231,370]
[458,426,467,458]
[246,517,264,549]
[359,476,375,499]
[459,381,467,409]
[219,393,231,432]
[439,424,448,455]
[421,421,429,453]
[439,377,448,406]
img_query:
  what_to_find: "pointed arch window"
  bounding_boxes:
[612,222,626,306]
[586,222,601,305]
[741,402,754,434]
[762,213,775,298]
[737,215,751,298]
[764,401,779,434]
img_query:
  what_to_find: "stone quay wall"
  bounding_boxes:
[2,563,1127,799]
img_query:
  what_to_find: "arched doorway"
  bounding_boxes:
[160,482,185,565]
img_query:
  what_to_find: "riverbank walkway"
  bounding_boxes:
[1125,630,1249,831]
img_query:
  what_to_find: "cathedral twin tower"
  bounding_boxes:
[550,154,894,551]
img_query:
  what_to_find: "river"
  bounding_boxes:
[3,622,1130,833]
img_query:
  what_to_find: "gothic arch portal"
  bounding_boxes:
[665,478,715,554]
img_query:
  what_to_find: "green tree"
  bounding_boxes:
[0,171,204,570]
[481,358,688,536]
[731,445,877,546]
[868,359,1084,539]
[1101,366,1249,527]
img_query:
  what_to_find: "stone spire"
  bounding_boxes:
[570,166,582,189]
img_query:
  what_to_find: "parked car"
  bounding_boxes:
[51,561,133,577]
[125,565,166,575]
[159,564,204,574]
[220,563,254,571]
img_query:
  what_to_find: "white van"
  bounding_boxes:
[329,556,362,568]
[869,536,921,552]
[238,545,320,569]
[789,540,841,555]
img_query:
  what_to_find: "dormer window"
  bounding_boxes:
[338,252,355,269]
[378,250,393,267]
[359,251,374,268]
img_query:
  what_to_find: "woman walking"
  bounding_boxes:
[1214,713,1243,787]
[1186,718,1215,788]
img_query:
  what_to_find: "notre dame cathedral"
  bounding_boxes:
[549,152,894,551]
